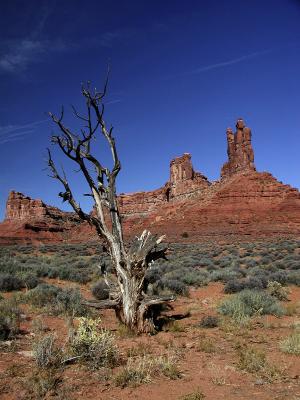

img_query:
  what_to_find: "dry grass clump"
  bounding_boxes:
[33,333,63,369]
[114,353,181,387]
[179,388,205,400]
[267,281,290,301]
[196,336,216,353]
[279,332,300,355]
[27,334,65,399]
[236,343,281,382]
[70,317,119,370]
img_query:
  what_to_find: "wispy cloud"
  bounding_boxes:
[0,38,66,74]
[0,28,130,75]
[191,49,274,74]
[0,120,47,144]
[0,2,59,74]
[106,99,122,105]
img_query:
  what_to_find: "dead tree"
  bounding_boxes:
[47,76,174,333]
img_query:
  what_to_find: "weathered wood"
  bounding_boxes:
[48,75,174,334]
[82,300,118,309]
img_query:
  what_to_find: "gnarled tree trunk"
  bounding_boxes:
[47,74,174,334]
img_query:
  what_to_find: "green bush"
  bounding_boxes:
[0,297,21,340]
[0,273,23,292]
[70,318,119,370]
[25,284,87,316]
[218,289,284,318]
[25,284,62,308]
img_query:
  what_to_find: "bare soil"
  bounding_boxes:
[0,282,300,400]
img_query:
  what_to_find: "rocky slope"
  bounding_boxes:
[1,119,299,244]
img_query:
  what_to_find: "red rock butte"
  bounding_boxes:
[1,119,300,244]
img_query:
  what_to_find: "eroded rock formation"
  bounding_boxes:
[221,119,255,178]
[0,191,83,244]
[168,153,210,199]
[1,118,299,244]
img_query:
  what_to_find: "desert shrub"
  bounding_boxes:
[218,256,234,268]
[287,272,300,286]
[210,269,243,283]
[279,332,300,355]
[0,297,21,340]
[267,281,290,301]
[25,284,62,308]
[244,259,258,268]
[0,273,23,292]
[114,353,180,387]
[25,284,87,317]
[218,289,284,318]
[179,389,205,400]
[206,263,217,272]
[196,337,216,353]
[55,288,88,317]
[197,257,214,268]
[237,345,266,373]
[47,266,90,283]
[288,261,300,270]
[236,344,280,382]
[260,255,273,264]
[33,334,63,369]
[245,276,268,290]
[145,266,162,284]
[268,270,287,285]
[28,334,65,399]
[91,280,109,300]
[224,277,267,294]
[199,315,219,328]
[224,280,245,294]
[18,272,40,289]
[159,278,188,296]
[70,317,119,370]
[35,264,52,278]
[182,270,209,286]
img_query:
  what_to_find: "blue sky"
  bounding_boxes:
[1,0,300,220]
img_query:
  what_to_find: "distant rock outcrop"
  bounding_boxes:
[168,153,210,199]
[221,119,255,178]
[1,118,300,244]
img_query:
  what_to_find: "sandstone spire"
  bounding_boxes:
[221,118,255,178]
[169,153,209,198]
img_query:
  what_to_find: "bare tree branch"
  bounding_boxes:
[47,74,172,334]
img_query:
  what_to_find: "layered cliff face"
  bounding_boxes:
[168,153,210,199]
[136,171,300,241]
[0,191,84,244]
[118,152,210,217]
[1,118,299,244]
[5,192,47,220]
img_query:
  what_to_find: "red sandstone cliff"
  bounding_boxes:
[221,119,255,178]
[1,119,299,244]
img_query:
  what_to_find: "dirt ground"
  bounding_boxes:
[0,282,300,400]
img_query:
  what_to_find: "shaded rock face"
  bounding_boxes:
[1,118,300,244]
[221,119,255,178]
